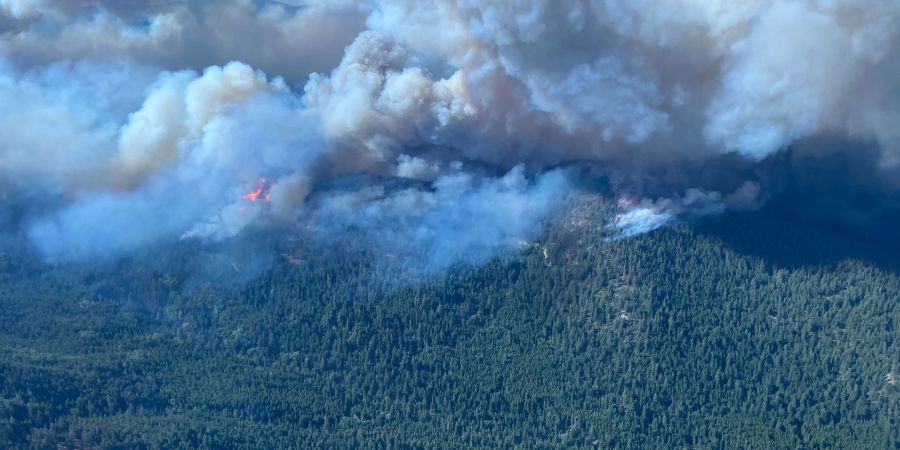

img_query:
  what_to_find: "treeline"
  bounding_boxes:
[1,208,899,449]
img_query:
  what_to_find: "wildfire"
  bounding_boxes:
[242,177,271,203]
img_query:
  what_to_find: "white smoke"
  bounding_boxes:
[611,207,674,238]
[2,0,899,269]
[315,165,570,271]
[609,181,762,238]
[0,0,41,19]
[0,0,366,82]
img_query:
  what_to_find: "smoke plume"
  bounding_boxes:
[2,0,900,271]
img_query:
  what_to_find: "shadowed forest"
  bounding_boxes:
[1,201,899,450]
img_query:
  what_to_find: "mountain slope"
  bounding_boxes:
[1,211,899,449]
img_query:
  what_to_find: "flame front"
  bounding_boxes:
[242,177,271,203]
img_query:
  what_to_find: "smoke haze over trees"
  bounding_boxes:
[1,0,899,269]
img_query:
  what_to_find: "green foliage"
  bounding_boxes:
[1,211,899,449]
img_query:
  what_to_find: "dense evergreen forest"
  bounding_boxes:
[1,202,899,449]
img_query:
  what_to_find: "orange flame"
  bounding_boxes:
[242,177,271,203]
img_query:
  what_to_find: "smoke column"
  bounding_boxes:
[2,0,900,270]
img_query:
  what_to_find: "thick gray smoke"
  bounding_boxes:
[0,0,365,81]
[2,0,900,270]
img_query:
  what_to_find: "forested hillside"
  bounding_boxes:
[1,207,899,449]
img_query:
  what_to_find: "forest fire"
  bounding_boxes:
[242,177,271,203]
